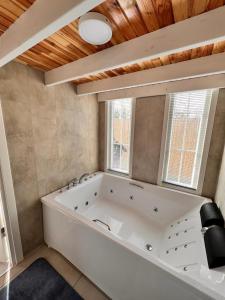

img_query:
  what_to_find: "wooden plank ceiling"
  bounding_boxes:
[1,0,225,85]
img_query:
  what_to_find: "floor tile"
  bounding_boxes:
[0,244,109,300]
[75,276,110,300]
[44,248,82,286]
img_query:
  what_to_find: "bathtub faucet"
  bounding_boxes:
[79,173,89,184]
[67,178,79,190]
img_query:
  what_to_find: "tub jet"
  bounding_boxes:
[145,244,153,251]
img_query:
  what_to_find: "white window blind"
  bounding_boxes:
[108,99,132,174]
[162,90,213,190]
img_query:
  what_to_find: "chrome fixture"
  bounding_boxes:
[58,177,79,193]
[67,177,79,190]
[93,219,111,231]
[145,244,153,251]
[79,173,89,184]
[1,227,6,238]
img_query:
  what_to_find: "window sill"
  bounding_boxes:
[105,169,129,178]
[158,181,201,195]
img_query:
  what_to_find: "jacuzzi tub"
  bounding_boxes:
[41,172,225,300]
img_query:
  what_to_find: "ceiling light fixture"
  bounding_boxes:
[78,12,112,45]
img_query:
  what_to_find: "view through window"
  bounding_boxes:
[108,99,132,174]
[162,90,213,190]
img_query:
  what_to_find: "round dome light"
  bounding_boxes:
[78,12,112,45]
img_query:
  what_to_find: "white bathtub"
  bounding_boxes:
[41,172,225,300]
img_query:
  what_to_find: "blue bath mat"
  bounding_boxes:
[0,258,83,300]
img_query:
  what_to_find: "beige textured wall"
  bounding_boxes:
[202,89,225,199]
[215,144,225,217]
[132,96,165,184]
[0,62,98,254]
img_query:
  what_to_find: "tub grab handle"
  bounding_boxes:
[93,219,111,231]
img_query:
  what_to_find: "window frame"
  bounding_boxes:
[105,98,135,177]
[157,89,218,195]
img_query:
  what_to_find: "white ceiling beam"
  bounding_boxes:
[45,6,225,86]
[0,0,105,67]
[98,74,225,101]
[77,52,225,95]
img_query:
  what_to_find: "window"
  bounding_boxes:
[160,89,216,191]
[107,99,133,174]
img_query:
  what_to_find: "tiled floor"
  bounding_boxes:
[0,262,10,278]
[0,244,110,300]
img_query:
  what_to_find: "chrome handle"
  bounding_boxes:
[1,227,6,238]
[93,219,111,231]
[72,178,79,186]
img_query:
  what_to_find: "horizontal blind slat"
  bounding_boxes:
[163,89,213,189]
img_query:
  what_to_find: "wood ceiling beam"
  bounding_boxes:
[0,0,105,67]
[45,6,225,86]
[97,74,225,101]
[76,52,225,95]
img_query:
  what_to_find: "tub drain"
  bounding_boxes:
[145,244,153,251]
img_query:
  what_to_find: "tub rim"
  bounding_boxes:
[41,174,222,300]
